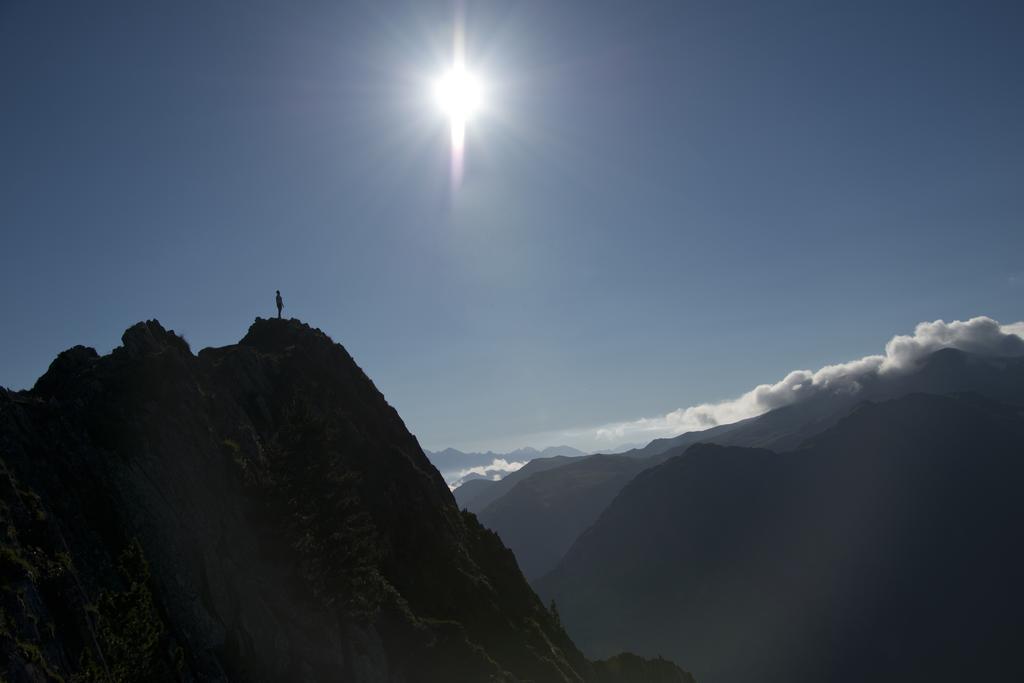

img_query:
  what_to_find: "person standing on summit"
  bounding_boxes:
[275,290,283,319]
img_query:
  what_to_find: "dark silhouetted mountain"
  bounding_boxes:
[0,318,688,682]
[538,392,1024,683]
[473,350,1024,581]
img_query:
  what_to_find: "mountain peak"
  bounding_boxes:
[238,316,334,354]
[119,319,192,358]
[31,344,99,397]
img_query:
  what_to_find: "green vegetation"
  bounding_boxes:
[0,461,69,681]
[0,455,169,683]
[79,541,164,683]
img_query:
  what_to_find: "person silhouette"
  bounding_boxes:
[275,290,283,319]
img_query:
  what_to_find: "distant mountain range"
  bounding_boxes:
[457,348,1024,583]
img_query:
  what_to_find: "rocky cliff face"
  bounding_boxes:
[0,318,690,682]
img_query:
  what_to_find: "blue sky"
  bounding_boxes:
[2,1,1022,452]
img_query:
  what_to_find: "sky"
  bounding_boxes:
[2,1,1022,453]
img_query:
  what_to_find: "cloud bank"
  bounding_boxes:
[591,316,1024,445]
[444,458,528,489]
[452,457,527,480]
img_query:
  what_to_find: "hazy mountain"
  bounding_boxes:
[593,442,646,455]
[0,318,688,682]
[425,445,586,487]
[479,455,650,579]
[538,392,1024,683]
[454,454,581,511]
[471,349,1024,581]
[427,445,587,472]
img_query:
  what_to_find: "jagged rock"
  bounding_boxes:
[119,319,191,358]
[31,345,98,398]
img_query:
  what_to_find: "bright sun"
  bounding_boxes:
[433,64,483,124]
[433,61,484,188]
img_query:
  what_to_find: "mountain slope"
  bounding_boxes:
[538,392,1024,683]
[0,318,689,682]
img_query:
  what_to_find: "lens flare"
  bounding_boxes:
[432,18,484,191]
[433,62,482,189]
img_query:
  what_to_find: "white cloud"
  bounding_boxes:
[591,316,1024,444]
[1000,321,1024,338]
[452,457,527,479]
[445,458,528,488]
